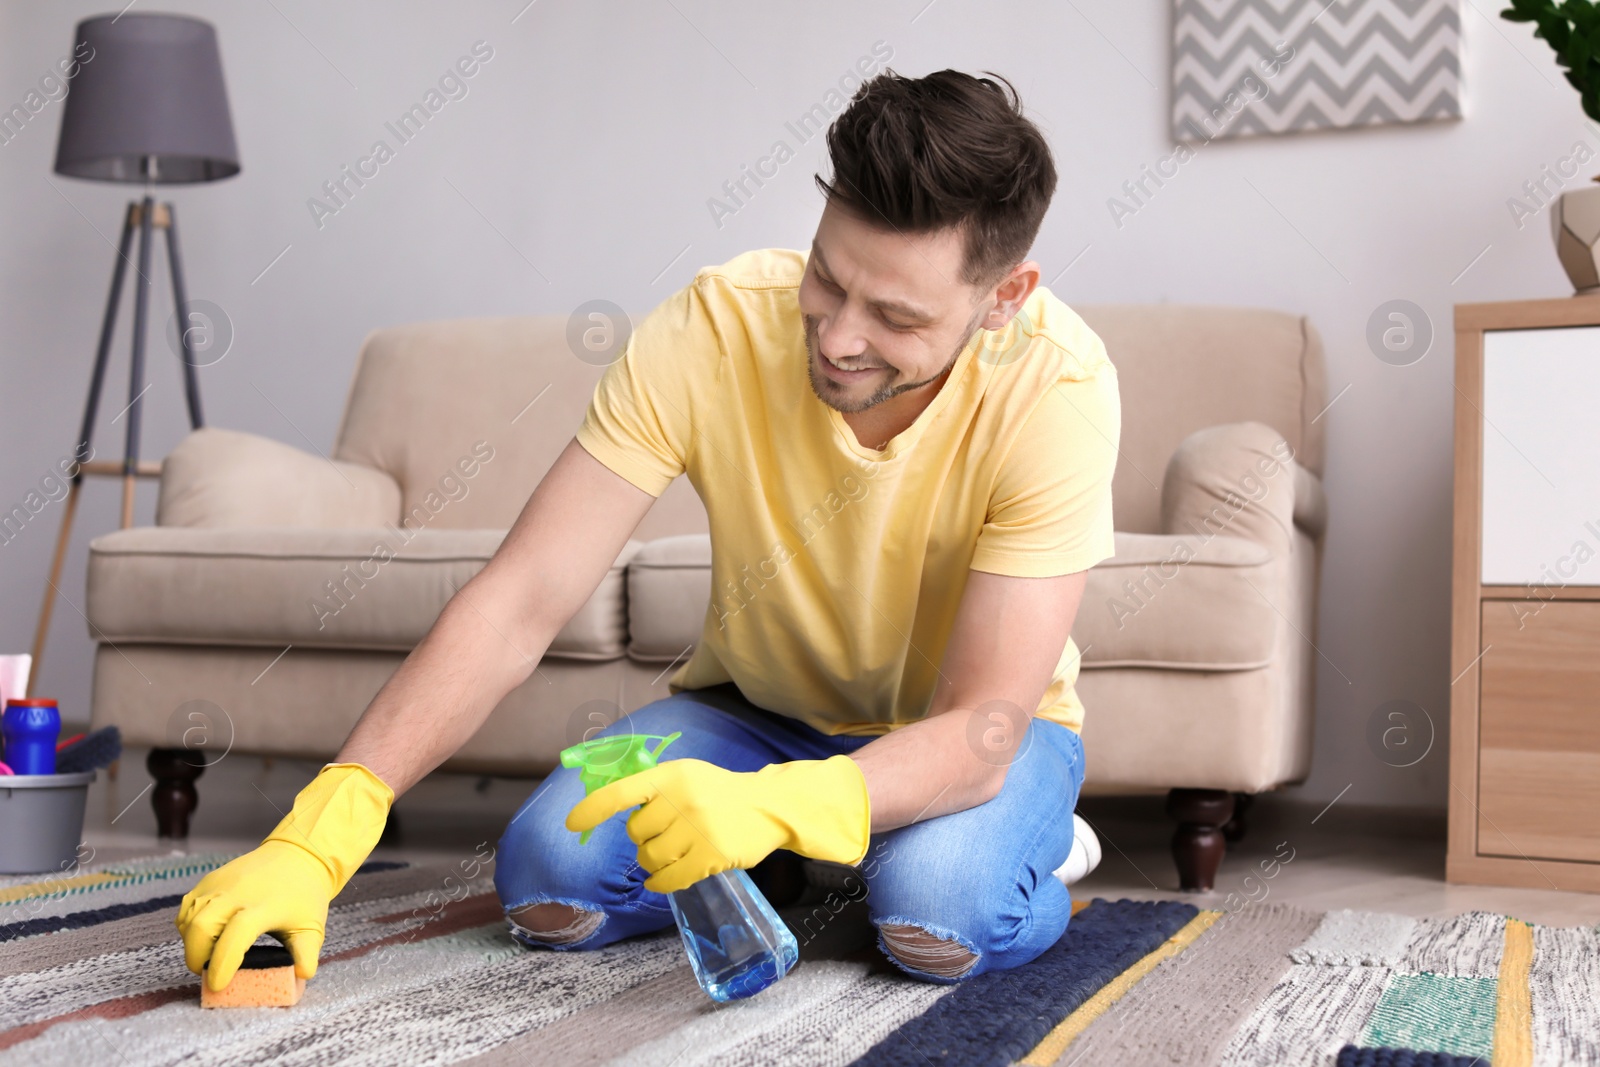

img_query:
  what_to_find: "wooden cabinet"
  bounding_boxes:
[1450,298,1600,891]
[1477,600,1600,865]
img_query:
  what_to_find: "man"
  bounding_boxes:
[177,67,1121,989]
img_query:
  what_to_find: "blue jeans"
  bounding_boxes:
[493,683,1085,983]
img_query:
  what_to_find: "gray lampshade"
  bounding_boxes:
[54,12,239,184]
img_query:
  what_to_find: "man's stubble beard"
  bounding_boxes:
[802,310,982,415]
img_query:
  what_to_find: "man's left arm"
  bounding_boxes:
[848,568,1086,831]
[851,356,1117,832]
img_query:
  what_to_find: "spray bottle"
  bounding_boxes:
[561,731,799,1002]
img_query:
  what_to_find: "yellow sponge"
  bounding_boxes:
[200,944,306,1008]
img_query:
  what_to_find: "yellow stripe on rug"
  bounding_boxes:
[1492,918,1533,1067]
[1020,908,1224,1066]
[0,872,120,905]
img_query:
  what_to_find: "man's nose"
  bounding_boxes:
[815,310,869,362]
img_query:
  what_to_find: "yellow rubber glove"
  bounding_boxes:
[565,754,870,894]
[176,762,393,992]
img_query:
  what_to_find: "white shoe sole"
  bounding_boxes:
[1052,813,1103,887]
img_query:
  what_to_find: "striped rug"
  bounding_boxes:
[1,855,1595,1065]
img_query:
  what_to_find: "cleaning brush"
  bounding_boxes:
[55,726,121,774]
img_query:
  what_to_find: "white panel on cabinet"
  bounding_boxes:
[1480,326,1600,587]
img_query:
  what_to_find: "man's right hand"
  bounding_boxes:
[176,763,394,992]
[178,839,337,991]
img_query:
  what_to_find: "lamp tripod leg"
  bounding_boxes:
[163,201,205,429]
[121,194,156,530]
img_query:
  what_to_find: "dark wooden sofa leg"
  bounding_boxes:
[1166,788,1235,891]
[1222,792,1254,844]
[148,748,205,839]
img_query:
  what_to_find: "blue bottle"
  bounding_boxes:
[561,731,799,1002]
[668,868,799,1001]
[3,699,61,775]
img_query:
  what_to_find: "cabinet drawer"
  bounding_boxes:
[1478,600,1600,863]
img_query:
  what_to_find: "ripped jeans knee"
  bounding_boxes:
[876,920,980,982]
[506,897,606,949]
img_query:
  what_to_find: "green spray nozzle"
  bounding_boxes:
[560,731,680,844]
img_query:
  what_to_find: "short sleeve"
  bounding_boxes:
[574,278,724,497]
[969,364,1121,578]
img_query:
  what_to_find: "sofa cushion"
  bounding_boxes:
[1077,532,1279,670]
[86,527,637,658]
[627,534,715,661]
[157,427,402,528]
[626,531,1280,671]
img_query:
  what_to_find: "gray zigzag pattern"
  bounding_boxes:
[1173,48,1460,116]
[1263,48,1457,106]
[1171,0,1461,139]
[1196,87,1462,139]
[1203,85,1465,139]
[1175,0,1449,37]
[1174,7,1459,78]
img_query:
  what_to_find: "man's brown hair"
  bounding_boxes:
[815,69,1057,290]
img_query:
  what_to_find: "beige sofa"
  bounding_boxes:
[86,305,1327,889]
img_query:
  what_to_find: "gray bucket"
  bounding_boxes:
[0,770,96,874]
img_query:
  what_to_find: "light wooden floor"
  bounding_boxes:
[1072,795,1600,929]
[77,750,1600,929]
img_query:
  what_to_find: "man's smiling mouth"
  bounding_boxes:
[822,352,882,373]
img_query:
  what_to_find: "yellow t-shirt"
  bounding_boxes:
[575,248,1120,735]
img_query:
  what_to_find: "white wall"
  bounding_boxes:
[0,1,1583,810]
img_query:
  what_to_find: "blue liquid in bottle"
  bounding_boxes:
[668,868,798,1002]
[559,731,799,1003]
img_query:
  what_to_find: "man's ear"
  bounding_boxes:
[982,260,1041,329]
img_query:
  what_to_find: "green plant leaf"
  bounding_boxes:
[1500,0,1600,119]
[1568,34,1591,76]
[1545,18,1573,52]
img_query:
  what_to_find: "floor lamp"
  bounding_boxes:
[31,12,240,693]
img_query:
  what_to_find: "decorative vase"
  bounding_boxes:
[1552,179,1600,294]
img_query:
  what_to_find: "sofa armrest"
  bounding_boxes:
[1159,421,1304,557]
[1293,463,1328,541]
[156,427,402,528]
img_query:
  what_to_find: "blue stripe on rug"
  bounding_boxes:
[0,860,407,944]
[1335,1045,1489,1067]
[850,898,1199,1067]
[0,893,185,943]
